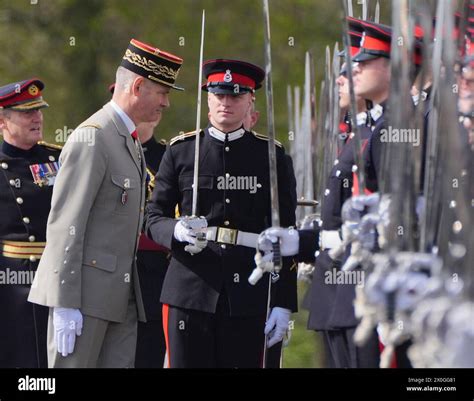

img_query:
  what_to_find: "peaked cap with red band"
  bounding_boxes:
[202,59,265,95]
[353,21,392,62]
[339,17,365,75]
[0,78,49,111]
[121,39,184,91]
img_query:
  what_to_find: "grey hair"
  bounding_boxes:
[115,66,141,94]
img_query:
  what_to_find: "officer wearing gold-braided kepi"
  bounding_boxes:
[109,81,170,368]
[0,78,61,367]
[28,39,183,368]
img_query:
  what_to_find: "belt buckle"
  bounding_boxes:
[217,227,238,245]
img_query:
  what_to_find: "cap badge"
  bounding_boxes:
[360,32,366,47]
[223,69,233,83]
[28,84,39,96]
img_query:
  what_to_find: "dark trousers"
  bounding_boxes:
[0,257,48,368]
[322,327,380,368]
[134,250,168,368]
[135,320,167,368]
[163,294,282,368]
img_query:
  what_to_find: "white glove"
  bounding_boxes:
[297,262,314,282]
[248,251,275,285]
[264,307,291,348]
[53,307,83,357]
[174,216,208,255]
[257,227,299,256]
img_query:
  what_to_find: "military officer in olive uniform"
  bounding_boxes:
[109,83,170,368]
[28,39,184,368]
[145,59,298,368]
[0,78,61,367]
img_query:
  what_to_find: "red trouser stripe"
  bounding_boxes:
[378,340,398,368]
[162,304,171,368]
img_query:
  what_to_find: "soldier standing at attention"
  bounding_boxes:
[0,79,61,367]
[146,59,298,368]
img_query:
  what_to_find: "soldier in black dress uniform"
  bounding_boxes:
[145,59,297,368]
[257,19,384,368]
[0,78,61,367]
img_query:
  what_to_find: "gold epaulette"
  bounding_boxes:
[37,141,63,151]
[252,131,283,148]
[169,130,197,146]
[158,139,167,146]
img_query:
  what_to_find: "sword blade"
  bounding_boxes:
[192,10,206,217]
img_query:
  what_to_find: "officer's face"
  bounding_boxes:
[135,79,170,124]
[336,73,350,109]
[207,92,253,132]
[353,57,391,104]
[0,109,43,149]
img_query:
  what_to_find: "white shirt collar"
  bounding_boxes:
[356,111,368,126]
[369,104,384,122]
[208,126,245,142]
[110,100,136,135]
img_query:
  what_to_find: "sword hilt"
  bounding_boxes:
[272,239,282,273]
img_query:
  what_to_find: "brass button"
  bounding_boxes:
[91,260,97,265]
[225,198,230,204]
[28,235,35,242]
[29,255,37,262]
[9,179,15,186]
[225,173,230,178]
[48,155,55,162]
[1,162,8,169]
[23,217,30,224]
[221,244,226,249]
[224,220,230,226]
[16,197,24,205]
[225,147,230,152]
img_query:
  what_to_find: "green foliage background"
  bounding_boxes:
[0,0,391,367]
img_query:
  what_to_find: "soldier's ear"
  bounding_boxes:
[132,76,145,97]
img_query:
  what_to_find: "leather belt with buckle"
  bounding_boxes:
[206,227,259,248]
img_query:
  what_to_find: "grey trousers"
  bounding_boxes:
[47,297,138,368]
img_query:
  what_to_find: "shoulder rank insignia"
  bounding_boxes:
[252,131,283,148]
[77,123,102,130]
[37,141,63,151]
[169,130,198,146]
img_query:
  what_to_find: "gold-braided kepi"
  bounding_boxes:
[121,39,184,91]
